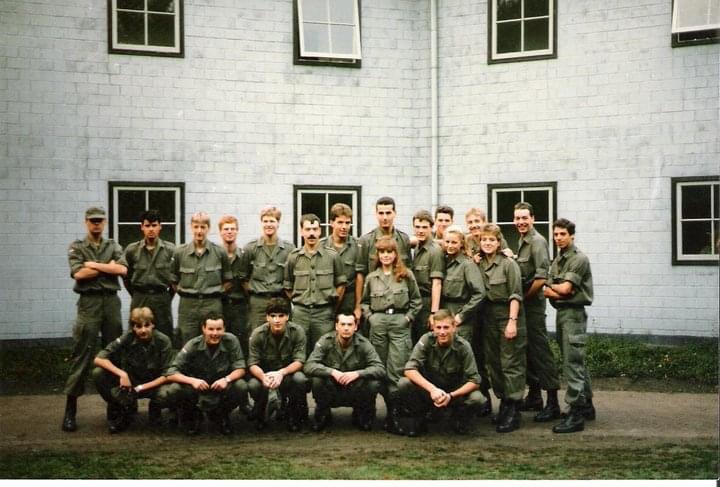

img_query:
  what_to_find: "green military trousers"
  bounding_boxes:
[158,380,248,414]
[222,298,249,357]
[368,312,411,396]
[482,301,527,401]
[524,298,561,391]
[397,376,485,416]
[131,291,174,343]
[556,307,593,407]
[291,303,334,355]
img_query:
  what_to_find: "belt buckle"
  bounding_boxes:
[386,308,394,314]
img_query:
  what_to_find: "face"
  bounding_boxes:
[435,213,453,236]
[261,216,278,238]
[375,204,396,231]
[465,213,486,237]
[443,233,463,256]
[132,320,155,342]
[301,219,321,247]
[330,215,352,239]
[191,221,209,244]
[202,318,225,346]
[553,227,574,250]
[413,218,433,243]
[141,220,161,242]
[513,209,534,236]
[432,318,456,347]
[220,222,238,245]
[266,312,289,336]
[335,315,357,340]
[378,248,397,267]
[480,234,501,256]
[85,218,106,237]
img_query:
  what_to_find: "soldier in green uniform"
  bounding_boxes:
[304,313,385,432]
[320,203,358,315]
[247,298,308,431]
[92,307,174,433]
[161,313,248,435]
[477,223,527,433]
[543,218,596,434]
[399,309,485,437]
[513,202,562,422]
[360,236,422,435]
[62,206,127,432]
[241,206,295,331]
[433,205,454,246]
[218,215,250,357]
[284,213,346,353]
[410,210,444,344]
[171,212,233,345]
[122,209,176,342]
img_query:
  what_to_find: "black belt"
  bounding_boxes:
[250,291,284,297]
[79,289,117,296]
[134,287,170,295]
[443,297,467,303]
[178,292,222,299]
[294,302,332,309]
[375,307,407,315]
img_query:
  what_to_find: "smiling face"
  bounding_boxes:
[378,248,397,268]
[202,318,225,346]
[432,317,456,347]
[513,208,534,237]
[413,218,433,243]
[220,222,238,245]
[261,216,278,239]
[330,215,352,240]
[479,233,501,256]
[443,232,464,257]
[465,213,486,238]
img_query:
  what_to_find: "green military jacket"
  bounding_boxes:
[123,238,175,293]
[284,246,347,306]
[516,227,550,297]
[171,241,232,295]
[405,332,481,385]
[479,253,523,304]
[360,268,423,323]
[304,332,385,379]
[441,253,486,321]
[225,246,248,301]
[320,235,359,293]
[97,330,174,384]
[411,239,445,296]
[356,227,412,276]
[548,244,594,308]
[68,237,124,293]
[241,238,295,294]
[167,333,246,383]
[248,321,306,371]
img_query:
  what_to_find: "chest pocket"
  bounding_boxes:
[443,276,466,299]
[488,276,508,301]
[204,264,223,287]
[515,256,532,279]
[392,287,409,309]
[179,266,198,288]
[413,264,430,284]
[293,270,310,291]
[315,268,334,291]
[369,290,388,311]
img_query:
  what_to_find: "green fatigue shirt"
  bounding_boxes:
[171,241,232,295]
[466,235,510,260]
[248,322,306,371]
[548,244,594,308]
[320,235,359,292]
[441,253,486,322]
[284,246,347,306]
[96,330,174,384]
[68,237,124,294]
[166,333,246,383]
[304,332,385,380]
[516,227,550,297]
[360,269,423,323]
[225,246,248,301]
[122,238,175,293]
[356,227,412,276]
[241,238,295,294]
[411,239,445,296]
[405,332,481,385]
[479,253,523,303]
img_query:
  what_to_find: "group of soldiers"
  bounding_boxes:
[61,197,595,437]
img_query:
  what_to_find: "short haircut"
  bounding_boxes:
[300,213,321,227]
[465,207,487,221]
[191,211,211,226]
[435,205,454,219]
[432,309,453,323]
[218,214,238,231]
[265,297,291,315]
[140,209,161,225]
[260,205,282,221]
[329,203,353,221]
[129,307,155,326]
[553,218,576,235]
[335,313,357,324]
[412,209,434,226]
[376,196,396,211]
[201,312,224,328]
[479,223,503,240]
[514,202,535,216]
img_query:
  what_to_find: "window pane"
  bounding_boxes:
[713,184,719,216]
[148,190,176,223]
[118,190,146,222]
[330,0,355,24]
[303,22,330,53]
[524,190,550,221]
[117,11,145,45]
[301,193,325,219]
[148,14,175,47]
[676,0,715,29]
[496,191,521,222]
[524,18,549,51]
[160,223,177,244]
[682,185,711,219]
[497,21,521,53]
[525,0,549,17]
[301,0,328,23]
[117,0,144,10]
[148,0,175,13]
[330,24,355,55]
[535,223,550,245]
[328,193,353,209]
[118,223,140,248]
[499,224,519,253]
[682,221,712,254]
[497,0,522,21]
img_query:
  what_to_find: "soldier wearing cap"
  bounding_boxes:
[61,206,127,432]
[319,203,359,316]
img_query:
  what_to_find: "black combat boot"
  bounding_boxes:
[477,392,492,417]
[496,400,521,433]
[311,406,332,432]
[519,384,543,412]
[534,389,561,422]
[582,398,596,420]
[383,401,406,436]
[406,415,428,437]
[553,405,585,433]
[451,405,472,435]
[61,395,78,432]
[183,406,202,436]
[491,399,508,425]
[107,404,126,434]
[148,401,162,426]
[286,396,302,432]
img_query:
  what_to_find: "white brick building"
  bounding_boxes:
[1,0,718,341]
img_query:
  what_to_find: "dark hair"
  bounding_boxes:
[265,297,291,315]
[374,236,409,282]
[376,196,396,211]
[553,218,576,235]
[413,209,434,226]
[513,202,534,216]
[435,205,454,219]
[335,313,357,324]
[201,312,225,328]
[140,209,162,225]
[300,213,321,228]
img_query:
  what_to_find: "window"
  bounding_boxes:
[489,0,556,63]
[672,177,719,265]
[672,0,720,46]
[488,183,557,257]
[109,0,184,56]
[109,182,185,248]
[294,0,362,67]
[293,185,361,246]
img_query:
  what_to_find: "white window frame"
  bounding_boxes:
[110,0,183,56]
[297,0,362,61]
[672,0,720,33]
[294,186,361,247]
[491,0,555,62]
[673,177,720,264]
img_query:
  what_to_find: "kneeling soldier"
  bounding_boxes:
[398,309,485,437]
[304,313,385,432]
[92,307,174,433]
[247,298,308,431]
[161,313,248,435]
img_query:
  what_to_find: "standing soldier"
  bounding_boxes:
[544,218,596,434]
[241,206,295,331]
[433,205,454,245]
[304,314,385,432]
[320,203,359,316]
[122,209,176,342]
[218,215,250,356]
[410,210,444,344]
[513,202,562,422]
[62,206,127,432]
[171,212,232,345]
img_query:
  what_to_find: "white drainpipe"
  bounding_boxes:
[430,0,439,211]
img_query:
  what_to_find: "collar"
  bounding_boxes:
[196,335,229,353]
[519,227,537,245]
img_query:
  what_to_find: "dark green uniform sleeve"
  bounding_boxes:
[166,341,191,376]
[457,260,486,322]
[67,240,85,277]
[291,326,307,363]
[247,328,263,367]
[459,340,481,384]
[96,332,133,361]
[404,334,430,371]
[506,258,524,302]
[332,251,347,287]
[404,271,423,323]
[283,251,296,291]
[227,335,246,371]
[530,238,550,281]
[357,338,385,379]
[219,247,233,282]
[304,339,333,378]
[156,332,175,375]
